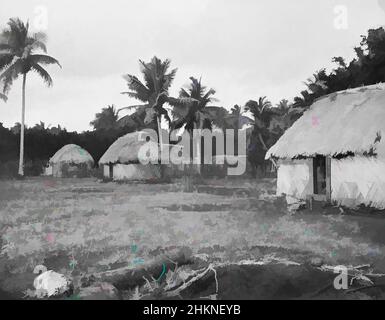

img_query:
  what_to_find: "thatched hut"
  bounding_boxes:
[266,83,385,209]
[99,131,162,181]
[45,144,94,177]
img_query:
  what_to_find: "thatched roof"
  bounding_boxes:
[266,83,385,160]
[99,131,159,165]
[49,144,94,164]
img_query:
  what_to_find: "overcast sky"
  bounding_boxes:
[1,0,384,132]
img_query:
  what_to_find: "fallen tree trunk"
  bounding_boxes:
[92,247,193,290]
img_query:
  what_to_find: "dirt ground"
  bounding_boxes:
[1,177,385,300]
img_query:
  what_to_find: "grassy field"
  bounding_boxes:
[1,177,385,299]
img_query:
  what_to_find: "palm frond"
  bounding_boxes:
[138,59,155,93]
[179,88,190,98]
[0,59,23,93]
[117,105,148,127]
[0,92,7,102]
[6,18,29,53]
[32,31,47,43]
[0,53,14,72]
[31,63,53,86]
[244,100,259,116]
[122,74,150,103]
[163,68,177,91]
[31,40,47,53]
[120,91,149,101]
[166,96,198,107]
[117,104,147,115]
[29,54,61,67]
[139,57,176,94]
[27,31,47,53]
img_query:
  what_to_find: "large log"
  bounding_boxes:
[91,247,193,290]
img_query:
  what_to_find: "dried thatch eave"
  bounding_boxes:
[99,131,159,165]
[266,83,385,160]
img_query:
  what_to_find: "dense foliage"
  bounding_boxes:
[0,122,135,177]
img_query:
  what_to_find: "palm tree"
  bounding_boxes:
[0,18,61,176]
[244,97,276,176]
[90,104,119,130]
[170,77,219,159]
[224,105,253,131]
[304,69,328,96]
[168,77,218,184]
[170,77,218,133]
[244,96,273,151]
[293,90,313,109]
[119,56,177,147]
[269,99,303,136]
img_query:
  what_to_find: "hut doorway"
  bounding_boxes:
[313,155,326,195]
[109,164,113,179]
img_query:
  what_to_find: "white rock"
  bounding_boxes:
[33,265,72,298]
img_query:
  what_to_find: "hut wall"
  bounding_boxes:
[276,159,313,199]
[52,163,62,177]
[277,156,385,209]
[112,164,161,181]
[331,156,385,209]
[103,165,110,178]
[44,165,53,176]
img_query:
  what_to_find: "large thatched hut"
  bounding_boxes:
[45,144,94,177]
[266,83,385,209]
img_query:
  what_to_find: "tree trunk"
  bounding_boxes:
[258,132,277,170]
[157,115,164,180]
[183,129,194,192]
[18,74,26,176]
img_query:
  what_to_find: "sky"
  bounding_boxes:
[0,0,385,132]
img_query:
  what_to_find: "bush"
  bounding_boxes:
[24,159,47,176]
[0,160,18,179]
[90,166,104,179]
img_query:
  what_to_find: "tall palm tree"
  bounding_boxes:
[119,56,177,147]
[168,77,218,182]
[244,96,273,151]
[244,97,277,176]
[0,18,61,176]
[170,77,218,133]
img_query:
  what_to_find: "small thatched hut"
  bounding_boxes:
[266,83,385,209]
[99,131,162,181]
[45,144,94,177]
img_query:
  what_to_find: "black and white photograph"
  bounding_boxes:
[1,0,385,307]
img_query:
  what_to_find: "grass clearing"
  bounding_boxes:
[1,177,385,299]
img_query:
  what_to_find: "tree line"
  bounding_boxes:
[1,17,385,178]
